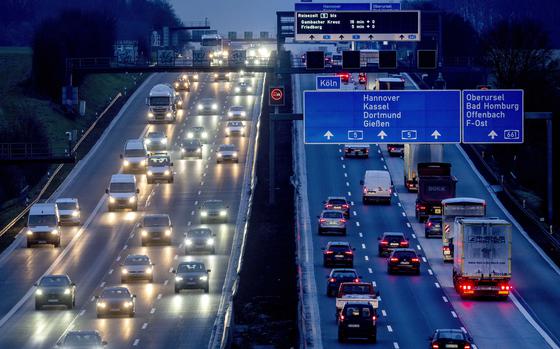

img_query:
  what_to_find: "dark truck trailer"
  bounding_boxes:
[415,163,457,222]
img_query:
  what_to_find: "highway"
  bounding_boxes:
[295,73,560,349]
[0,72,263,348]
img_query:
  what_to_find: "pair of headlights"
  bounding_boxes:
[185,238,214,246]
[109,196,136,204]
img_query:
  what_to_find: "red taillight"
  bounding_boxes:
[390,257,399,262]
[339,219,346,223]
[329,278,336,282]
[363,187,368,194]
[339,314,345,321]
[380,240,389,245]
[411,257,419,262]
[426,222,433,227]
[354,278,360,283]
[326,204,333,208]
[319,218,326,223]
[443,246,450,251]
[389,147,394,151]
[400,241,409,247]
[342,204,349,209]
[345,251,353,255]
[325,250,334,254]
[416,204,426,210]
[432,344,439,349]
[372,315,376,321]
[464,345,471,349]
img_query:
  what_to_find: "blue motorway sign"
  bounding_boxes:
[371,2,401,10]
[304,90,461,144]
[295,3,371,11]
[462,90,524,144]
[316,76,341,90]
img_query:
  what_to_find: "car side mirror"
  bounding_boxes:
[136,189,140,194]
[171,269,176,273]
[132,295,136,298]
[359,180,364,185]
[94,295,99,299]
[321,247,325,250]
[105,189,109,194]
[352,248,356,251]
[316,215,320,218]
[102,341,108,346]
[120,154,123,159]
[33,282,38,287]
[71,282,76,286]
[207,269,211,273]
[145,97,149,105]
[170,162,174,166]
[377,236,381,240]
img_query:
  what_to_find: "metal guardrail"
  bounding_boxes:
[0,93,123,240]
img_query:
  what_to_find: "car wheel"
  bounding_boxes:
[425,232,429,238]
[121,277,127,284]
[387,267,392,274]
[168,179,173,184]
[337,332,345,343]
[97,313,103,319]
[67,300,73,309]
[35,302,42,311]
[204,286,209,294]
[26,241,32,248]
[415,268,420,275]
[174,286,180,294]
[54,241,60,248]
[147,179,153,184]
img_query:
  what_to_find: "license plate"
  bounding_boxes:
[333,206,341,209]
[111,308,120,312]
[335,255,343,258]
[400,261,410,265]
[445,345,458,348]
[434,208,442,214]
[390,243,398,246]
[443,250,451,255]
[48,299,59,302]
[348,324,360,328]
[478,286,497,291]
[152,237,161,240]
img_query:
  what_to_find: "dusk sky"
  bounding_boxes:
[169,0,376,35]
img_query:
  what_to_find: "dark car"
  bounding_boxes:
[173,76,190,91]
[425,215,443,238]
[34,274,76,310]
[140,214,173,246]
[326,269,360,297]
[429,329,473,349]
[387,248,420,275]
[181,139,203,159]
[184,227,216,254]
[173,261,210,293]
[358,72,367,84]
[95,287,136,318]
[378,232,409,256]
[199,200,229,223]
[338,303,377,343]
[57,330,107,348]
[387,144,404,157]
[323,196,350,218]
[322,241,355,267]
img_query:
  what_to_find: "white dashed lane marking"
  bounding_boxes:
[435,282,441,288]
[443,296,449,303]
[368,268,373,274]
[428,269,433,275]
[387,325,393,332]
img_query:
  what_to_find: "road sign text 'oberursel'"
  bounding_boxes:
[304,90,461,144]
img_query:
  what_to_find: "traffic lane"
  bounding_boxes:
[0,73,176,317]
[383,145,553,348]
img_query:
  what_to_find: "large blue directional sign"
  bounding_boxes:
[316,76,341,90]
[462,90,524,144]
[304,90,461,144]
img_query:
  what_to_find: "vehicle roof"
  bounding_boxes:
[229,105,245,109]
[148,155,170,160]
[66,330,101,335]
[191,126,205,130]
[144,213,170,219]
[364,170,391,180]
[427,215,442,220]
[30,203,56,214]
[442,197,486,205]
[124,254,150,260]
[202,199,224,205]
[327,196,347,201]
[219,144,236,149]
[383,232,405,237]
[149,84,174,95]
[330,268,357,275]
[391,248,416,254]
[227,121,243,125]
[125,139,145,149]
[327,241,350,247]
[457,217,510,225]
[110,174,136,183]
[55,198,78,204]
[187,227,212,233]
[41,274,70,279]
[178,261,205,267]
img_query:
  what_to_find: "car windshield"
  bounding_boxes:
[439,331,466,340]
[322,211,343,219]
[329,245,350,252]
[28,214,57,226]
[341,284,372,294]
[230,106,244,111]
[101,288,130,298]
[187,229,211,237]
[192,127,204,132]
[148,157,170,166]
[346,306,372,318]
[39,276,69,287]
[184,140,200,147]
[384,234,404,241]
[109,182,135,193]
[124,256,150,265]
[429,217,442,222]
[63,333,101,346]
[178,263,204,273]
[219,145,234,151]
[143,216,169,226]
[203,201,223,209]
[328,199,346,205]
[201,99,214,105]
[394,251,417,259]
[333,271,356,278]
[56,202,76,210]
[149,96,170,106]
[227,121,243,127]
[125,149,146,157]
[147,132,164,139]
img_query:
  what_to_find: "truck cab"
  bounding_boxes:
[146,84,176,123]
[415,163,457,222]
[106,174,139,211]
[26,203,60,248]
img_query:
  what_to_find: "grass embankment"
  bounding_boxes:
[0,46,146,236]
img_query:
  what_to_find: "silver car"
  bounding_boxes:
[146,155,174,184]
[216,144,238,163]
[173,261,210,293]
[197,98,219,115]
[318,210,347,235]
[121,254,154,283]
[144,131,168,155]
[225,121,246,137]
[185,228,216,254]
[57,330,107,348]
[227,105,247,120]
[186,126,209,143]
[55,198,80,226]
[234,81,253,95]
[95,287,136,318]
[140,214,173,246]
[199,200,228,223]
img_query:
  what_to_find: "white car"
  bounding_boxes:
[234,81,253,95]
[144,131,168,155]
[197,98,219,114]
[225,121,246,137]
[186,126,208,143]
[318,210,347,235]
[146,155,173,184]
[216,144,238,163]
[227,105,247,120]
[121,254,154,283]
[55,198,80,226]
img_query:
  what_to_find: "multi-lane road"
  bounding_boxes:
[295,73,560,349]
[0,72,264,348]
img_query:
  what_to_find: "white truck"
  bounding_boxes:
[403,144,443,192]
[146,84,177,123]
[335,282,379,317]
[26,203,60,248]
[452,218,512,299]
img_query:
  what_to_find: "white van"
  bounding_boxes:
[121,139,147,173]
[360,170,393,204]
[26,203,60,248]
[105,174,139,211]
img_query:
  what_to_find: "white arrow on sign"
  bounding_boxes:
[377,130,387,140]
[324,131,334,140]
[488,130,498,139]
[431,130,441,140]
